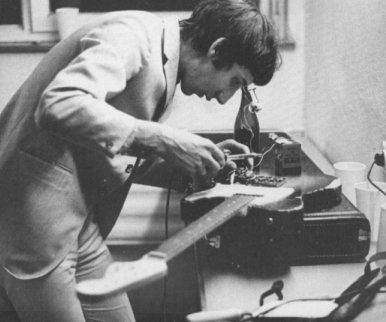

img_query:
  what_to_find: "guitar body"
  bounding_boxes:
[289,173,342,212]
[223,167,342,213]
[180,155,343,272]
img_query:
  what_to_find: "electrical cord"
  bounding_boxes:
[162,172,175,322]
[164,173,175,240]
[367,161,386,197]
[217,141,278,184]
[238,287,386,322]
[253,142,277,170]
[162,275,168,322]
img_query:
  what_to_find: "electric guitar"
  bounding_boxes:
[76,184,295,297]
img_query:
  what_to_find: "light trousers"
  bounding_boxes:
[0,219,135,322]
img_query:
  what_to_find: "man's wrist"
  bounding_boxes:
[130,120,165,157]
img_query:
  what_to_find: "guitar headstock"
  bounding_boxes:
[76,252,167,297]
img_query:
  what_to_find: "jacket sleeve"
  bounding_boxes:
[35,17,151,157]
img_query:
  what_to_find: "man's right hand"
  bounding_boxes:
[127,120,226,190]
[160,126,226,189]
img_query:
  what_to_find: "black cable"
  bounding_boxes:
[164,173,174,240]
[162,275,168,322]
[367,161,386,197]
[162,172,175,322]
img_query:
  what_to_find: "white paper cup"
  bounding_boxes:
[374,182,386,241]
[333,161,366,205]
[355,181,386,241]
[56,7,79,40]
[376,203,386,267]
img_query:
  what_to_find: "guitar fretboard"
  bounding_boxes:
[153,194,255,262]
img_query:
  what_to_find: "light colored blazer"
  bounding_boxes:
[0,11,180,278]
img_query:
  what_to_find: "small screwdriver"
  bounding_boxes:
[225,152,262,161]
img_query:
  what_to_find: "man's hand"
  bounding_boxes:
[160,127,226,189]
[217,139,253,172]
[128,121,226,190]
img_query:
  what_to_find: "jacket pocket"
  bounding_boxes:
[17,148,73,191]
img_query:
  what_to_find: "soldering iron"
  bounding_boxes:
[226,152,262,161]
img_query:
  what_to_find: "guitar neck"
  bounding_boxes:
[152,195,255,262]
[76,191,291,297]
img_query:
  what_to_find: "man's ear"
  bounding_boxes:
[207,37,228,59]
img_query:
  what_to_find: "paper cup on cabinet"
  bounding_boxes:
[376,203,386,267]
[56,7,79,40]
[355,181,386,241]
[374,182,386,241]
[333,161,366,205]
[377,203,386,250]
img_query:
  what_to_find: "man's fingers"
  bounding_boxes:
[223,160,237,172]
[203,141,226,169]
[217,139,250,154]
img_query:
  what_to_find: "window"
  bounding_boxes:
[0,0,56,43]
[0,0,21,25]
[50,0,201,12]
[268,0,293,45]
[0,0,292,47]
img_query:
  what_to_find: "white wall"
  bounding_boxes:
[305,0,386,179]
[0,0,306,134]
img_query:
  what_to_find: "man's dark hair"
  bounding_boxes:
[180,0,280,86]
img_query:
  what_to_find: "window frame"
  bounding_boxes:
[0,0,293,46]
[0,0,53,42]
[0,0,191,43]
[30,0,56,33]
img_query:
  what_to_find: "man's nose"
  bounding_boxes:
[217,89,237,105]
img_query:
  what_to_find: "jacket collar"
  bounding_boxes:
[162,17,180,109]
